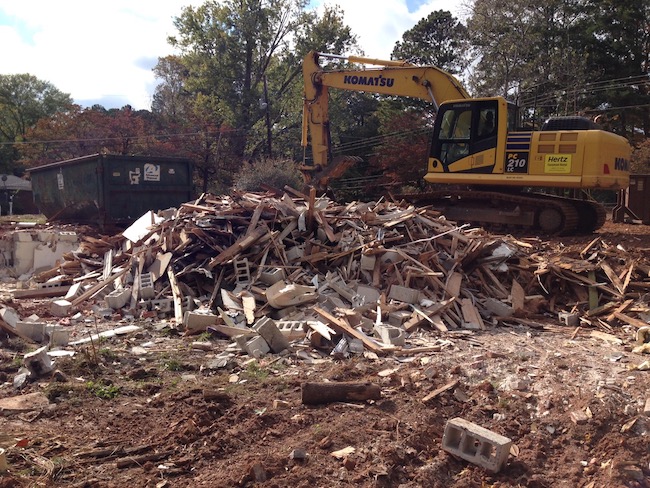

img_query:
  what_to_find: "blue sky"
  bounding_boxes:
[0,0,463,111]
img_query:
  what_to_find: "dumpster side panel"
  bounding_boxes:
[105,156,194,224]
[628,175,650,224]
[31,157,103,222]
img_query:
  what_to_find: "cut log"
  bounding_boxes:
[301,381,381,405]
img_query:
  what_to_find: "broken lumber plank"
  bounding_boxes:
[301,381,381,405]
[116,450,175,469]
[600,262,624,294]
[613,312,649,329]
[606,299,634,322]
[313,306,386,354]
[167,267,184,324]
[403,298,455,332]
[461,298,485,329]
[12,286,71,299]
[422,379,459,403]
[208,226,269,268]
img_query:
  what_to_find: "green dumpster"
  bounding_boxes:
[30,153,194,226]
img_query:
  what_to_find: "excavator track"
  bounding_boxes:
[401,190,607,235]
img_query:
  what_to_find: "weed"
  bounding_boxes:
[163,358,183,371]
[86,380,120,399]
[99,348,118,361]
[245,362,269,381]
[196,332,212,342]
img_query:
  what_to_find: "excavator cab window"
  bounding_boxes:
[437,105,472,165]
[433,100,499,169]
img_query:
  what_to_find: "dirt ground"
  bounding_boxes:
[0,219,649,488]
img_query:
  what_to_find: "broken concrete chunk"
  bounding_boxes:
[388,285,419,304]
[253,317,291,353]
[50,298,72,317]
[24,346,55,376]
[374,324,406,346]
[183,310,219,334]
[265,281,317,309]
[235,335,270,358]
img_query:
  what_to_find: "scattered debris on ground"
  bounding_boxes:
[0,190,649,487]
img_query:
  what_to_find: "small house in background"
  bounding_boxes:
[0,174,36,216]
[29,154,194,227]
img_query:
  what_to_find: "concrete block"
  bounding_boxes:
[558,312,579,327]
[253,317,291,353]
[388,310,412,326]
[266,281,317,308]
[259,267,286,286]
[285,245,305,263]
[442,417,512,473]
[233,258,251,286]
[47,327,70,347]
[183,311,218,333]
[64,282,84,301]
[235,334,270,358]
[360,254,376,271]
[13,231,33,242]
[276,321,307,341]
[50,299,72,317]
[16,321,46,342]
[356,285,380,304]
[483,298,514,318]
[374,324,406,346]
[24,346,55,376]
[105,288,132,309]
[0,307,20,328]
[58,231,78,242]
[388,285,420,304]
[139,272,155,300]
[148,298,173,314]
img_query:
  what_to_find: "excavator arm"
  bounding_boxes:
[301,51,469,188]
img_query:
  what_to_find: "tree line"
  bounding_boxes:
[1,0,648,195]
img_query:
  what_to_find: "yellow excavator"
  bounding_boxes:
[301,51,631,234]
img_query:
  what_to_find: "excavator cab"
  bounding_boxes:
[429,98,511,174]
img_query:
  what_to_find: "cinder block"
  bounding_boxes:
[139,272,155,300]
[0,307,20,328]
[16,321,46,342]
[275,321,307,341]
[148,298,173,314]
[105,288,132,310]
[442,417,512,473]
[388,310,412,326]
[233,258,251,286]
[183,311,218,333]
[388,285,420,304]
[24,346,55,376]
[558,312,579,327]
[374,324,406,346]
[64,282,84,301]
[360,254,377,271]
[50,299,72,317]
[253,317,291,353]
[48,327,70,347]
[259,267,286,285]
[235,334,270,358]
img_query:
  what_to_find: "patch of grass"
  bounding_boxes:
[99,348,118,361]
[86,380,120,399]
[196,332,212,342]
[162,358,183,372]
[244,362,269,381]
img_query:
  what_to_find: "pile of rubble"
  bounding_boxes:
[2,189,650,365]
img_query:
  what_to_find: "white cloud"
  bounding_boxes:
[0,0,465,110]
[0,0,202,110]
